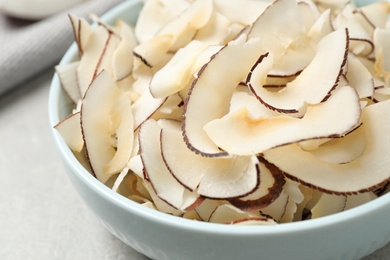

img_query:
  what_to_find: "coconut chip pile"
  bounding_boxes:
[54,0,390,225]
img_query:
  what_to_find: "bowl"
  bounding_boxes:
[48,0,390,259]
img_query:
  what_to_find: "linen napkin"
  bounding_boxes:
[0,0,125,95]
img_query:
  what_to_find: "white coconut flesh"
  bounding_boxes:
[247,29,349,113]
[247,0,313,77]
[139,119,201,211]
[54,112,83,153]
[149,40,208,99]
[160,122,259,199]
[68,14,93,57]
[133,34,175,69]
[353,1,390,36]
[208,204,275,225]
[333,12,374,56]
[77,26,121,98]
[229,157,285,212]
[132,87,167,131]
[182,34,265,157]
[154,0,213,51]
[212,0,271,26]
[344,192,377,211]
[111,20,138,81]
[81,71,133,183]
[310,193,346,219]
[204,85,361,156]
[55,61,81,104]
[346,52,374,98]
[307,125,366,164]
[374,28,390,84]
[134,0,190,44]
[193,11,232,45]
[263,99,390,194]
[307,9,333,43]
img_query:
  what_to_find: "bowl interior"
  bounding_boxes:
[48,0,390,255]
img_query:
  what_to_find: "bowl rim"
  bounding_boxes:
[48,0,390,236]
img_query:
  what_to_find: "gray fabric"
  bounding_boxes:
[0,0,125,95]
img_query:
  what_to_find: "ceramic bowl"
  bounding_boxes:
[48,0,390,259]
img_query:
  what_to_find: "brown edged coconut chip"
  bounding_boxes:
[229,157,285,212]
[182,34,266,157]
[307,125,366,164]
[160,120,259,199]
[182,209,202,221]
[333,12,374,56]
[260,190,289,222]
[374,28,390,84]
[115,75,137,99]
[87,13,122,36]
[68,14,93,57]
[141,180,183,216]
[298,0,321,32]
[230,217,276,226]
[175,45,224,100]
[314,0,350,12]
[357,56,387,90]
[278,180,305,223]
[151,94,184,122]
[204,85,361,156]
[139,118,201,211]
[193,11,232,45]
[228,88,297,120]
[55,61,81,104]
[346,52,374,98]
[310,193,346,219]
[353,1,390,36]
[372,86,390,103]
[111,20,138,81]
[132,88,167,131]
[81,70,133,183]
[247,0,305,54]
[196,156,259,199]
[190,45,224,75]
[344,192,377,211]
[132,51,174,96]
[293,185,314,221]
[133,34,175,69]
[77,26,121,98]
[307,9,333,43]
[267,44,315,78]
[128,155,143,180]
[155,0,213,52]
[134,0,190,44]
[149,40,207,99]
[247,29,349,113]
[247,0,313,77]
[212,0,271,26]
[297,138,331,151]
[54,112,83,153]
[208,204,275,224]
[263,99,390,195]
[194,199,223,221]
[263,73,298,88]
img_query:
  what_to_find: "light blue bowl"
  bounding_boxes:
[49,1,390,259]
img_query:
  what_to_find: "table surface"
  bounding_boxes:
[0,68,389,260]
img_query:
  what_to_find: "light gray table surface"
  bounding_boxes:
[0,68,389,260]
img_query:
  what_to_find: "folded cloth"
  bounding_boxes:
[0,0,125,95]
